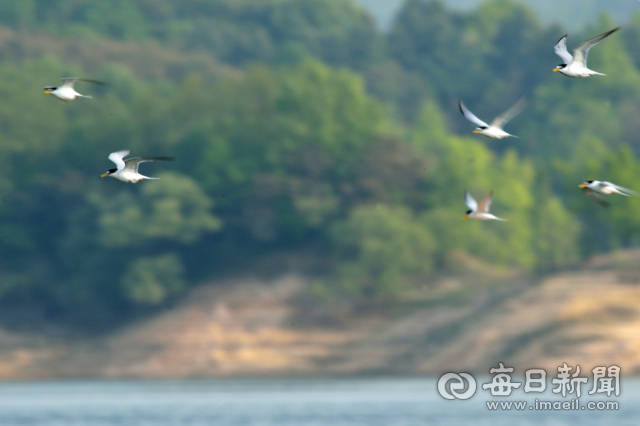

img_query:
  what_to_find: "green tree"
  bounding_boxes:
[95,172,221,247]
[327,205,436,298]
[122,254,185,304]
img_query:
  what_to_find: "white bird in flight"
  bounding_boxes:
[101,150,174,183]
[43,77,105,101]
[458,98,526,139]
[463,190,506,221]
[578,180,637,207]
[553,27,620,77]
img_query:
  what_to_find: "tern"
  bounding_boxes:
[101,150,174,183]
[578,180,637,207]
[553,27,620,77]
[43,77,105,101]
[463,190,506,221]
[459,98,526,139]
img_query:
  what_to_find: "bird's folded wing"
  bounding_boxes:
[554,35,573,64]
[459,100,489,128]
[573,27,619,67]
[491,98,527,129]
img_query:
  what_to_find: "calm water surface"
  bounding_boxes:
[0,378,637,425]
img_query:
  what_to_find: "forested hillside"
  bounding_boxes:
[0,0,639,328]
[357,0,640,31]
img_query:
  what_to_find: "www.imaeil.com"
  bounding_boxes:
[486,399,619,411]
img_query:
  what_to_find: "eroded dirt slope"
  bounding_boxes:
[2,251,640,379]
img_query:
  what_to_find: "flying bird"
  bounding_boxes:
[101,150,174,183]
[43,77,106,101]
[578,180,637,207]
[458,98,526,139]
[553,27,620,77]
[463,190,506,221]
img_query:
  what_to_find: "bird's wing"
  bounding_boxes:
[598,181,615,191]
[573,27,619,67]
[582,187,610,207]
[124,156,175,172]
[108,150,131,172]
[477,191,493,213]
[465,191,478,212]
[60,78,78,89]
[61,77,106,87]
[604,181,638,196]
[490,98,527,129]
[459,100,489,128]
[554,35,573,64]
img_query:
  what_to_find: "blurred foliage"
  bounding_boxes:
[95,172,221,247]
[0,0,383,69]
[122,254,185,305]
[0,0,638,326]
[328,205,436,299]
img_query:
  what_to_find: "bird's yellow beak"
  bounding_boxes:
[472,130,481,134]
[462,216,468,221]
[43,89,51,94]
[578,184,587,188]
[100,173,109,178]
[552,68,560,72]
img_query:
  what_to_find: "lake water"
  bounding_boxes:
[0,378,637,425]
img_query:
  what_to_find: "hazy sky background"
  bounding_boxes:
[355,0,639,30]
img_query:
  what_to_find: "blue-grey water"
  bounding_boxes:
[0,378,637,425]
